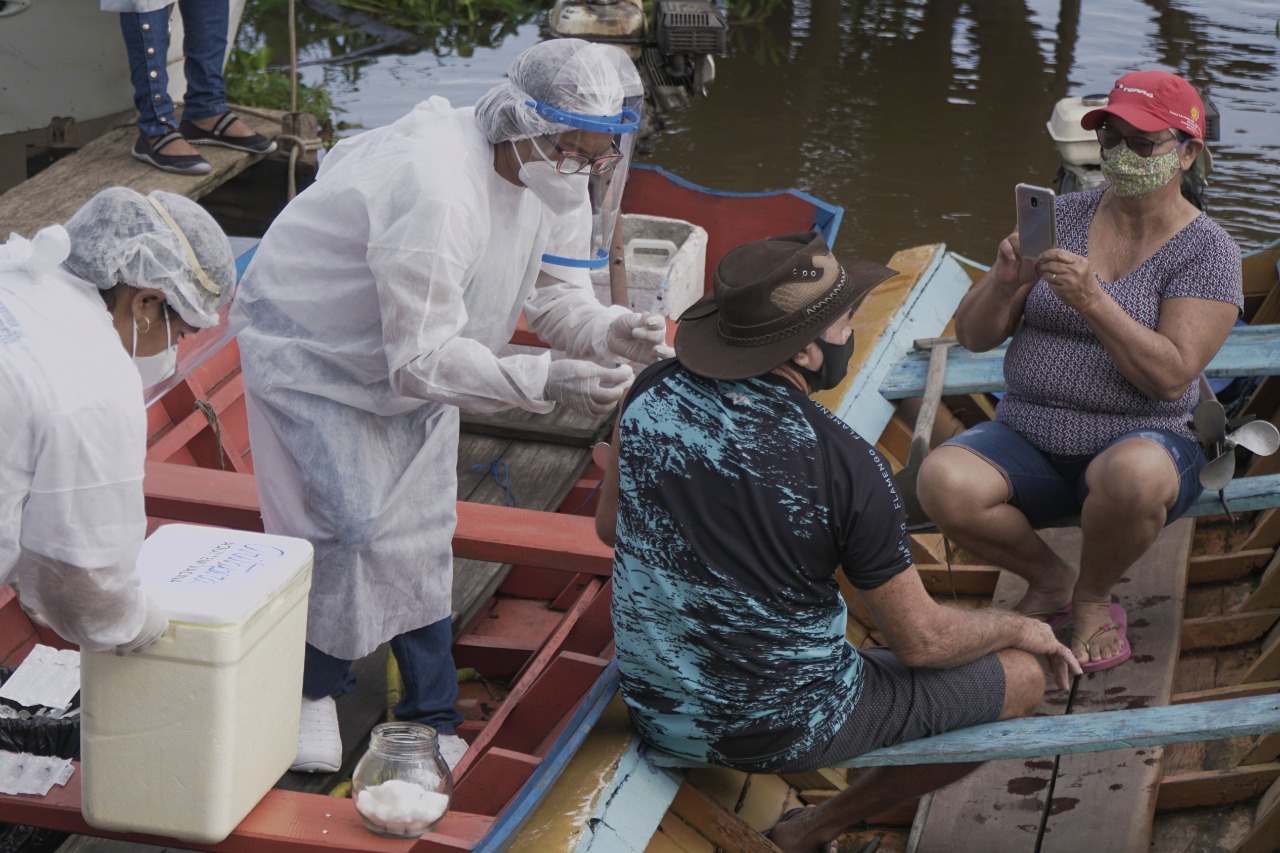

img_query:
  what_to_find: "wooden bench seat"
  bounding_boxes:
[143,460,613,576]
[644,693,1280,769]
[878,323,1280,400]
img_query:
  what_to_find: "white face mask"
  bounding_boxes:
[514,141,589,216]
[132,307,178,388]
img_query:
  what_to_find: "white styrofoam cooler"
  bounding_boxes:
[590,214,708,318]
[80,524,313,844]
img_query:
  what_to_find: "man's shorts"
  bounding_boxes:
[941,421,1207,527]
[772,647,1005,773]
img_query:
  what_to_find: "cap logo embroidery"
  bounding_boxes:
[1116,83,1154,98]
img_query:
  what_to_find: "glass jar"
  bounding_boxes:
[351,722,453,838]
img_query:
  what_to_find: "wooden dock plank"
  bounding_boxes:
[0,108,283,238]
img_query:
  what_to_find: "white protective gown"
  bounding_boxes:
[232,98,624,661]
[0,228,151,652]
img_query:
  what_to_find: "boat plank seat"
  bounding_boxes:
[141,461,613,576]
[877,323,1280,400]
[0,107,284,238]
[644,693,1280,769]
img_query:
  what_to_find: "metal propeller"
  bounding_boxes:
[1193,399,1280,491]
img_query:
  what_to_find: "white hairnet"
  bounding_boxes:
[62,188,235,328]
[475,38,644,143]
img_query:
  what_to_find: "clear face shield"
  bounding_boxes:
[525,96,641,269]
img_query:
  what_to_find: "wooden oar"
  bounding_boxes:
[894,336,957,528]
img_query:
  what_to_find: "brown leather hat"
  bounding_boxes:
[675,232,897,380]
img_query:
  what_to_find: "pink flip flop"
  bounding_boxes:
[1074,602,1131,673]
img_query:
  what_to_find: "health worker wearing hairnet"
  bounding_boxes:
[231,38,670,774]
[0,187,236,654]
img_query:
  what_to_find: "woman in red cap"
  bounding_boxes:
[917,70,1243,673]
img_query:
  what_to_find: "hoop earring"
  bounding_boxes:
[136,316,152,335]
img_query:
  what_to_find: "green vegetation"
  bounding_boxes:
[224,44,338,122]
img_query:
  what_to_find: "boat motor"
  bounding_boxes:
[546,0,727,136]
[1047,93,1219,194]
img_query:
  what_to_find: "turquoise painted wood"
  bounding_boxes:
[877,322,1280,400]
[571,738,686,852]
[643,695,1280,770]
[832,247,973,440]
[1185,473,1280,516]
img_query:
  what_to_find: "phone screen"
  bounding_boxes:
[1016,184,1057,261]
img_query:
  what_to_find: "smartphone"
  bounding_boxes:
[1015,183,1057,261]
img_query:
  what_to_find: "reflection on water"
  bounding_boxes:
[255,0,1280,259]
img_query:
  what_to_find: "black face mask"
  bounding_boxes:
[794,333,857,393]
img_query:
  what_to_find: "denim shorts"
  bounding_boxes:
[941,421,1207,526]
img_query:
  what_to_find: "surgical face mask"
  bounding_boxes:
[1100,143,1183,198]
[132,307,177,388]
[794,331,857,393]
[514,141,589,216]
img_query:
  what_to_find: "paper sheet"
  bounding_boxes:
[0,645,80,712]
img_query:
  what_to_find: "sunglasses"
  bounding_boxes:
[1096,124,1188,158]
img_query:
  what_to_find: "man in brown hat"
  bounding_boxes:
[596,233,1079,852]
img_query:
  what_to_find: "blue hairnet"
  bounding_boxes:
[474,38,644,143]
[62,188,235,328]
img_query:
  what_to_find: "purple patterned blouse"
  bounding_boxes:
[996,189,1243,455]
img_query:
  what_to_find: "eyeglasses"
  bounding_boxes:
[541,138,624,175]
[1096,124,1186,158]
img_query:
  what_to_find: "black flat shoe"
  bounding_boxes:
[180,112,277,154]
[132,130,212,175]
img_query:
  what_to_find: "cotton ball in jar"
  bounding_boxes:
[355,779,450,836]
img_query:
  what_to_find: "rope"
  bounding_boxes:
[276,133,324,201]
[470,460,519,507]
[564,479,602,515]
[192,399,226,470]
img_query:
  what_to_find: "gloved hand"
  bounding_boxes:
[115,596,169,656]
[546,360,634,417]
[606,312,675,365]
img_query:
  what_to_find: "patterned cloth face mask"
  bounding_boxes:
[1100,143,1183,198]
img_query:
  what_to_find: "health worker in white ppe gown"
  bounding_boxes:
[231,37,671,775]
[0,187,236,654]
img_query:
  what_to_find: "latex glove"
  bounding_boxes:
[115,597,169,656]
[546,360,634,417]
[606,312,674,365]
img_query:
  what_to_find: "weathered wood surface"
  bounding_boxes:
[646,695,1280,769]
[878,323,1280,399]
[0,107,283,238]
[906,521,1192,853]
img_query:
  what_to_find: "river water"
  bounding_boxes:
[257,0,1280,264]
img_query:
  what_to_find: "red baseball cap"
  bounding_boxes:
[1081,70,1205,139]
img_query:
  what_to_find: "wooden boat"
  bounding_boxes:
[506,236,1280,853]
[0,164,843,852]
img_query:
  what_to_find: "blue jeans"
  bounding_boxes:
[120,0,229,137]
[302,616,463,735]
[942,421,1207,526]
